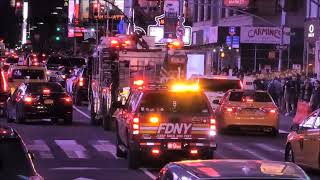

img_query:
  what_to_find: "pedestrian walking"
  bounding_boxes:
[284,77,297,116]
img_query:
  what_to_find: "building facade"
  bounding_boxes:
[190,0,305,74]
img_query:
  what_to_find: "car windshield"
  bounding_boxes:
[12,69,45,80]
[229,91,272,102]
[199,78,241,92]
[68,58,86,67]
[27,83,65,94]
[138,92,209,114]
[0,139,34,177]
[6,57,18,64]
[47,57,70,66]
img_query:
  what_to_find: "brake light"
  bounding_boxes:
[133,117,139,135]
[24,96,33,103]
[64,97,72,103]
[226,108,233,112]
[79,77,84,87]
[209,118,216,136]
[133,79,144,86]
[1,71,7,92]
[43,89,50,94]
[151,148,160,155]
[150,116,159,123]
[270,109,276,113]
[190,149,198,154]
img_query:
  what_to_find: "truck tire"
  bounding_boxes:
[127,149,140,169]
[102,114,111,131]
[116,131,126,158]
[74,89,82,106]
[202,149,214,159]
[64,115,73,125]
[90,100,100,126]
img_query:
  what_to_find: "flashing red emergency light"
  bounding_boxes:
[16,1,21,8]
[133,79,144,86]
[43,89,50,94]
[93,3,99,8]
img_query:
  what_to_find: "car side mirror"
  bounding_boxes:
[291,124,299,131]
[28,151,35,160]
[212,100,220,105]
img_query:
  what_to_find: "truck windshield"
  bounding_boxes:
[199,78,241,92]
[138,92,209,114]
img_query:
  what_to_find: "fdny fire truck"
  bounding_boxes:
[113,81,217,169]
[89,36,166,130]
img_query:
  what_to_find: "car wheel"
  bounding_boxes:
[52,118,59,124]
[74,90,82,106]
[285,144,295,163]
[6,108,13,123]
[64,115,73,125]
[271,129,279,137]
[16,107,25,124]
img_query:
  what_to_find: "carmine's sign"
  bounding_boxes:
[224,0,250,7]
[240,27,291,44]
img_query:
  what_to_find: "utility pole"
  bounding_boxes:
[278,0,286,71]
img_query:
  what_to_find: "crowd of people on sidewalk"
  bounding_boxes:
[249,72,320,116]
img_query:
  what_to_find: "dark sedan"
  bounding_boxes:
[157,159,310,180]
[6,82,73,124]
[0,125,43,180]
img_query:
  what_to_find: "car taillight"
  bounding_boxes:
[270,109,277,113]
[64,97,72,103]
[225,107,236,112]
[79,77,84,87]
[43,89,50,94]
[1,71,8,92]
[190,149,198,154]
[23,96,33,103]
[151,148,160,155]
[133,117,139,135]
[209,118,216,136]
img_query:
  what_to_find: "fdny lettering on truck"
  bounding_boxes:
[157,123,192,134]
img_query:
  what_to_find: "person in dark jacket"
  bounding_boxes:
[310,80,320,111]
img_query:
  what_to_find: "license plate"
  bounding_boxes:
[44,99,54,104]
[167,142,181,150]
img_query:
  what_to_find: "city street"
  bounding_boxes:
[0,105,319,180]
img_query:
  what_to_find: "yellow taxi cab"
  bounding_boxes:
[285,108,320,169]
[7,65,48,94]
[214,89,279,135]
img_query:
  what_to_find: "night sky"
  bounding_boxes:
[0,0,63,48]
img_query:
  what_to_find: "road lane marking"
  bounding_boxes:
[91,140,119,159]
[73,106,90,119]
[55,140,89,159]
[140,168,156,180]
[255,143,285,154]
[51,167,129,171]
[27,140,54,159]
[224,142,270,160]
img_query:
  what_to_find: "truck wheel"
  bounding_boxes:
[102,114,111,131]
[74,90,82,106]
[116,135,126,158]
[90,101,100,126]
[6,109,13,123]
[202,149,214,159]
[128,149,140,169]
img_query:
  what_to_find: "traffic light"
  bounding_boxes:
[93,3,99,18]
[16,1,22,8]
[56,27,61,32]
[55,36,61,41]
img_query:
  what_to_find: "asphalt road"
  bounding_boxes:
[1,105,320,180]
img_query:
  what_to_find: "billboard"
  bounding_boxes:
[148,26,192,46]
[186,54,204,79]
[224,0,250,7]
[240,26,291,44]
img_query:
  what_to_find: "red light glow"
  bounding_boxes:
[151,149,160,154]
